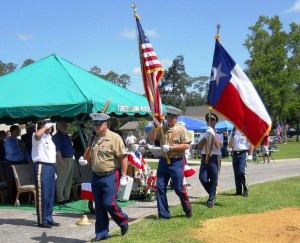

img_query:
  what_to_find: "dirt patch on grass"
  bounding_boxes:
[191,208,300,243]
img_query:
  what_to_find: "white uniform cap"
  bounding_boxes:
[90,113,110,122]
[166,106,182,116]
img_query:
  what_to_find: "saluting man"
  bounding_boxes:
[80,113,129,242]
[197,113,223,208]
[228,127,254,197]
[149,106,192,219]
[32,119,60,228]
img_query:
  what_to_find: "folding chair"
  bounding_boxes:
[11,164,36,207]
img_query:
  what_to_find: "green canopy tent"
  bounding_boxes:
[0,54,154,124]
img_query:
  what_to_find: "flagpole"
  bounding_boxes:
[131,3,170,164]
[205,25,221,164]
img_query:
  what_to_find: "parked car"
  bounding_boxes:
[287,128,300,138]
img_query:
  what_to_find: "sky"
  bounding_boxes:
[1,0,300,94]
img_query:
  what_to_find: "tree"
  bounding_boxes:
[244,15,300,142]
[90,66,102,76]
[89,66,131,88]
[21,59,35,68]
[0,61,17,76]
[160,55,209,110]
[286,22,300,141]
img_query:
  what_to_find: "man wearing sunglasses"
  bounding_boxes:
[149,106,192,219]
[80,113,129,242]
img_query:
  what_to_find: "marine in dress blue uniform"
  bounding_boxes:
[228,128,254,197]
[32,120,60,228]
[80,113,129,242]
[149,107,192,219]
[197,113,223,208]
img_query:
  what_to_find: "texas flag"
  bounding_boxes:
[80,183,94,201]
[207,40,271,146]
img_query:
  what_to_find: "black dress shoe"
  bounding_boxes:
[235,191,242,196]
[48,221,60,226]
[65,198,73,203]
[243,191,249,197]
[57,200,67,205]
[186,210,192,218]
[38,223,52,228]
[157,215,171,220]
[207,202,214,208]
[90,236,108,242]
[121,224,128,236]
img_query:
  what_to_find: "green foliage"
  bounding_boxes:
[0,61,17,76]
[89,66,131,88]
[21,59,35,68]
[160,55,209,110]
[244,15,300,129]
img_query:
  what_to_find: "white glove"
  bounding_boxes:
[162,144,170,153]
[247,154,253,161]
[206,126,215,136]
[44,123,54,129]
[202,131,209,139]
[78,156,88,166]
[227,147,232,152]
[120,176,128,186]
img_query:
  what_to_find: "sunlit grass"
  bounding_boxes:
[108,176,300,242]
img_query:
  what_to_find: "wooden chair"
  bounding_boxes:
[11,164,36,207]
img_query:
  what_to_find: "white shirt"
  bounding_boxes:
[32,133,56,163]
[197,131,223,156]
[125,134,137,145]
[228,129,251,151]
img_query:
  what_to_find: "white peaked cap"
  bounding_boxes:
[90,113,110,121]
[166,106,182,116]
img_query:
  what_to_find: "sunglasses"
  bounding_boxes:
[167,113,177,117]
[93,121,105,126]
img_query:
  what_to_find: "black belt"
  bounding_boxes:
[62,155,73,158]
[233,150,248,154]
[35,161,55,166]
[162,156,184,159]
[94,170,115,177]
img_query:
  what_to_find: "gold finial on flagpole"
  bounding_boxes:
[131,2,140,19]
[131,2,137,12]
[216,24,221,42]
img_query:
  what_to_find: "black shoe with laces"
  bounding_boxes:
[48,221,60,226]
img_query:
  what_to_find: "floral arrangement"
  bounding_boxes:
[128,151,157,201]
[135,168,157,201]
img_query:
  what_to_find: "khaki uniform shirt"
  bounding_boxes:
[91,129,127,173]
[156,123,191,158]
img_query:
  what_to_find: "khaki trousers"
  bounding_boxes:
[55,158,74,202]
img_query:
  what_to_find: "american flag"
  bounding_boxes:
[135,13,165,128]
[276,121,282,142]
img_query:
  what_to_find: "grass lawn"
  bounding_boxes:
[115,141,299,242]
[109,176,300,242]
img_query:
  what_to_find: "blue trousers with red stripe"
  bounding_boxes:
[92,171,128,239]
[156,157,191,218]
[33,163,56,225]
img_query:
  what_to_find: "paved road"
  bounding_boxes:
[0,159,299,243]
